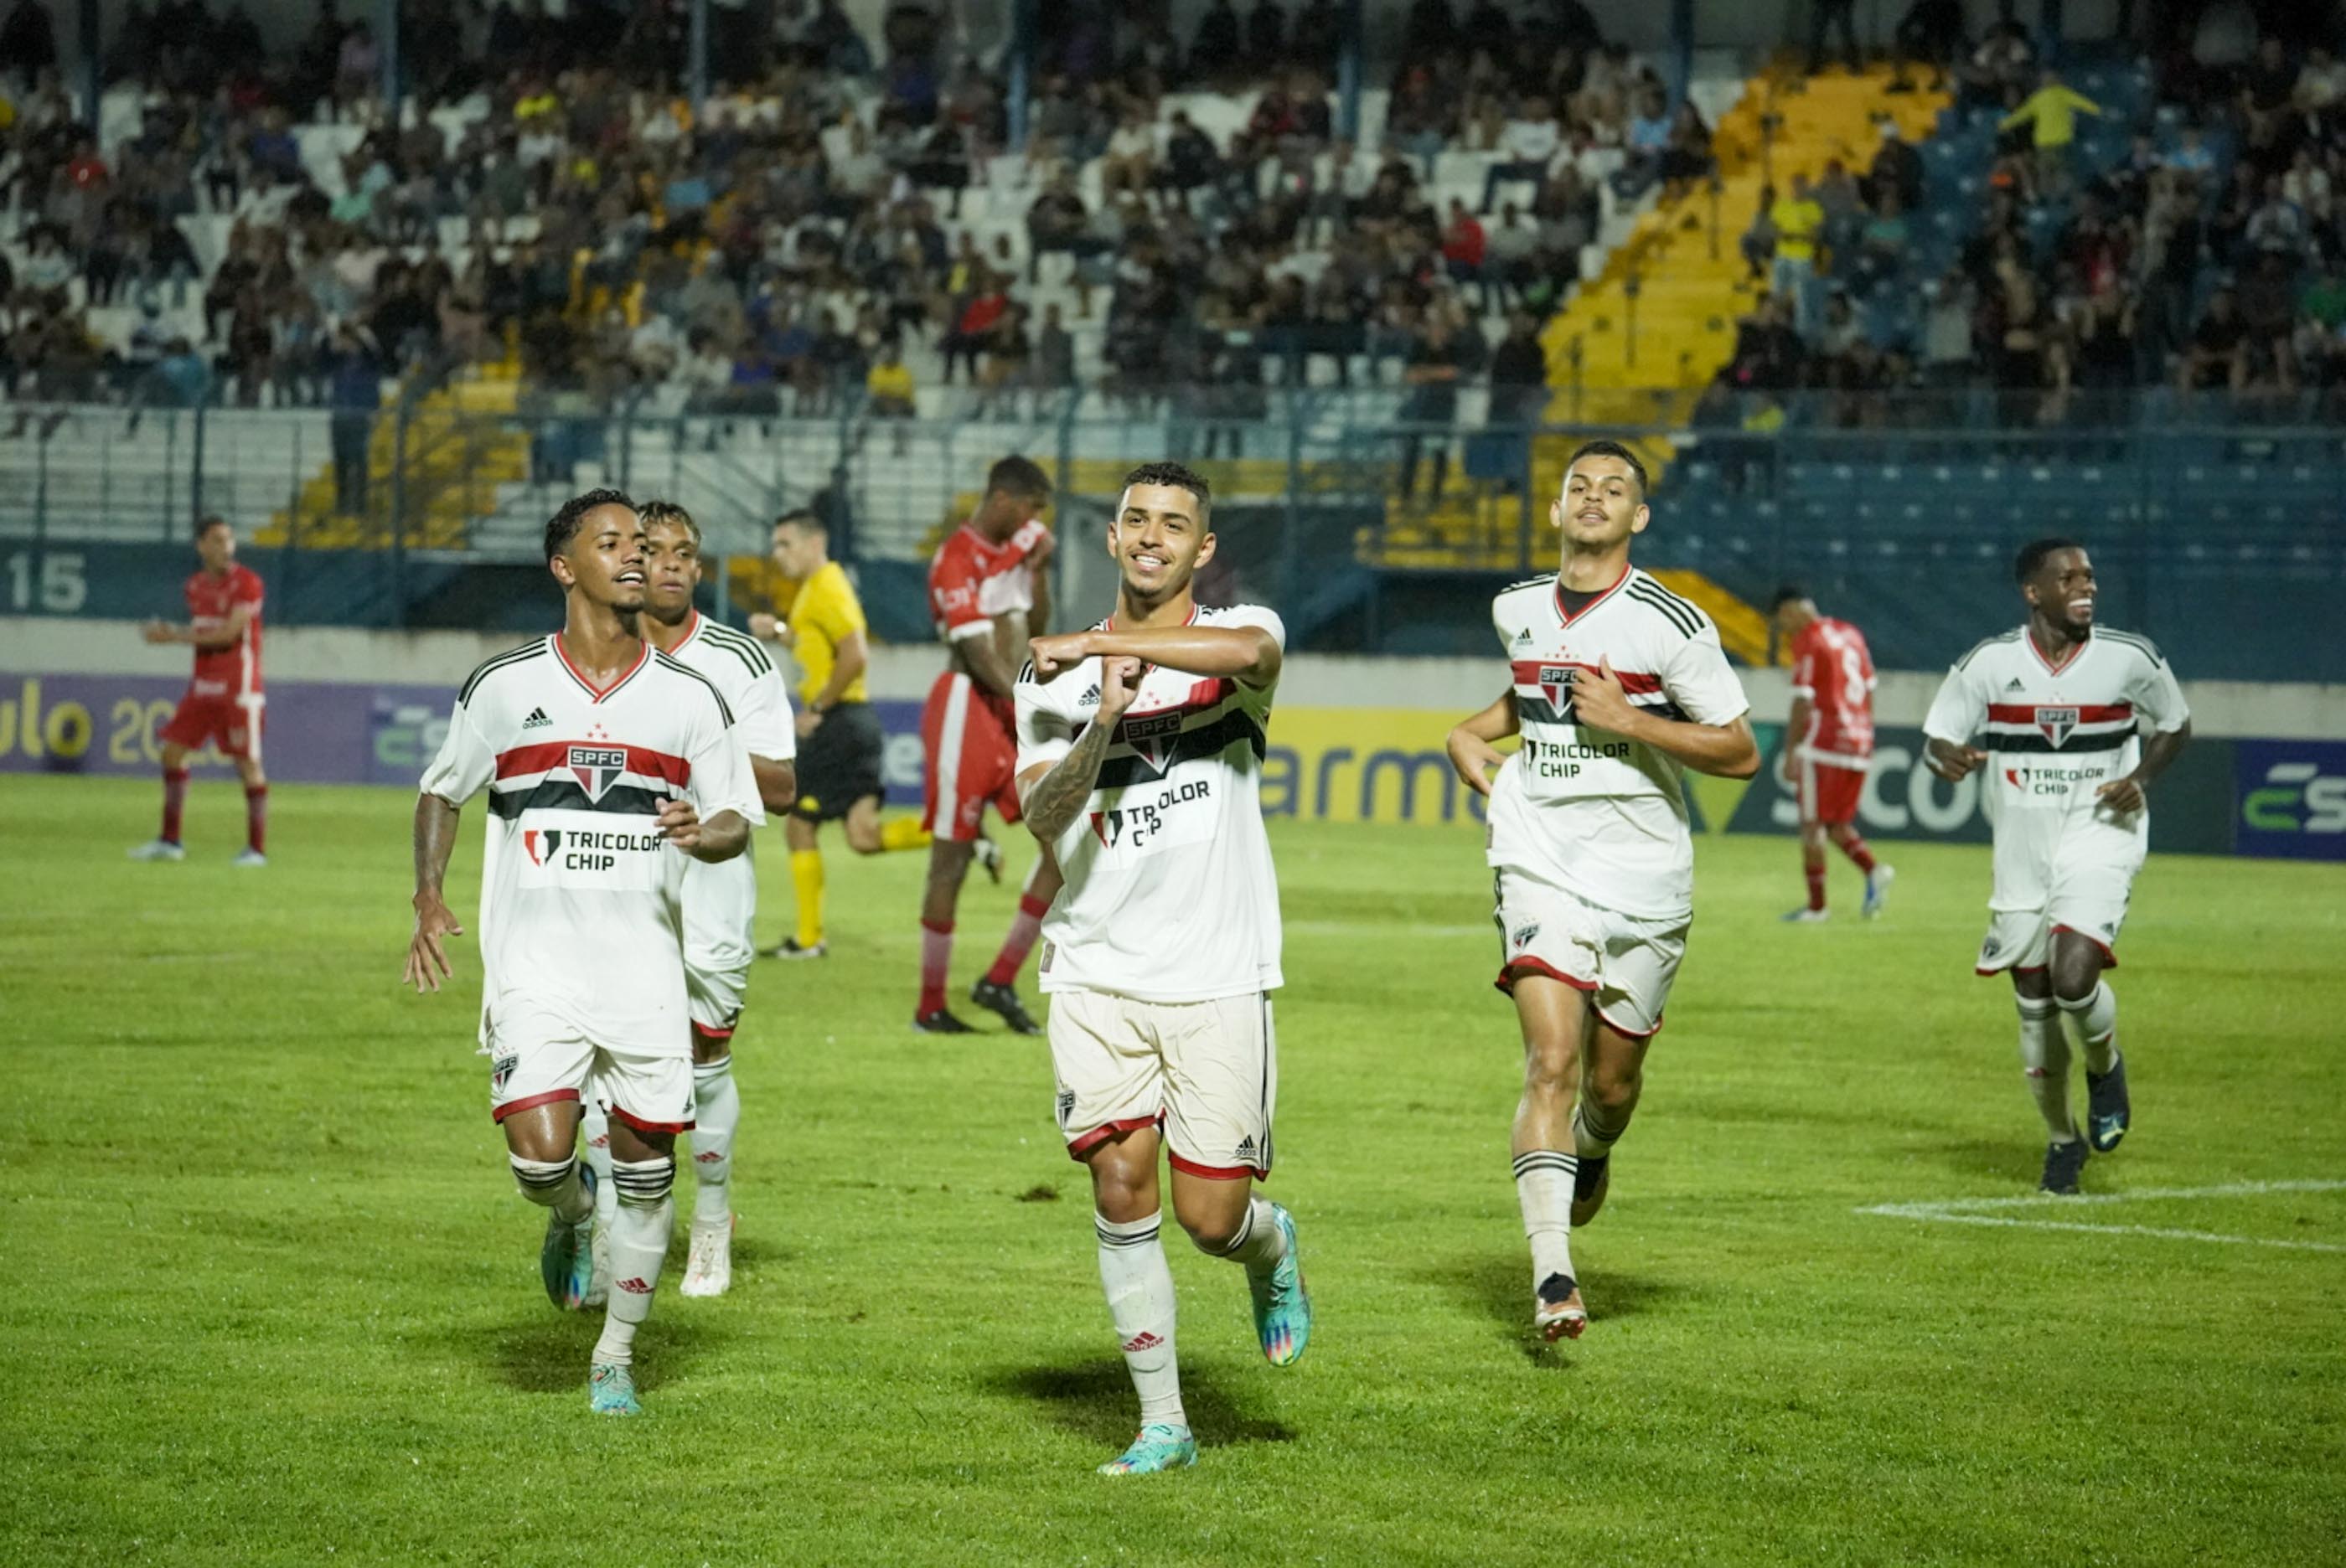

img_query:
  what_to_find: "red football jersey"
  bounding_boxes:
[928,518,1048,645]
[1789,615,1873,761]
[186,565,265,699]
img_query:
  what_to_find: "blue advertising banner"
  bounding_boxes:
[2233,740,2346,862]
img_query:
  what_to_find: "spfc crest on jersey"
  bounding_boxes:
[1117,709,1185,774]
[2033,707,2080,748]
[567,745,628,801]
[1536,664,1577,715]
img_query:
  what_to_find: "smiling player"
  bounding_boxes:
[402,488,763,1415]
[1015,461,1312,1476]
[1923,539,2191,1194]
[1445,440,1760,1343]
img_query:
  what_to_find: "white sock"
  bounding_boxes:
[2017,995,2078,1142]
[690,1055,738,1225]
[1198,1195,1289,1274]
[509,1154,592,1225]
[593,1157,675,1367]
[1513,1148,1578,1289]
[1570,1104,1617,1162]
[1096,1212,1185,1429]
[580,1101,618,1228]
[2058,983,2120,1075]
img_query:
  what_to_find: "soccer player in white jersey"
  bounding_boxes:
[1014,462,1312,1477]
[402,489,764,1416]
[1444,441,1760,1342]
[571,500,798,1301]
[1923,539,2191,1194]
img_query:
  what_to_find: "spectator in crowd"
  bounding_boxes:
[2001,69,2103,196]
[1398,311,1465,503]
[1482,96,1562,214]
[1888,0,1965,93]
[2180,286,2250,391]
[1770,173,1824,329]
[1807,0,1861,77]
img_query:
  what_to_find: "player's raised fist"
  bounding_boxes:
[1027,631,1093,680]
[1098,656,1145,720]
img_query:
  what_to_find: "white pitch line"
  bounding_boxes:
[1285,921,1491,938]
[1857,1179,2346,1255]
[1875,1212,2346,1254]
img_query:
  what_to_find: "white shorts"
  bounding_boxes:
[682,853,756,1037]
[1977,826,2144,975]
[486,997,696,1134]
[1491,869,1687,1039]
[1049,988,1277,1179]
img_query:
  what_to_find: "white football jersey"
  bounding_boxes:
[420,636,765,1053]
[1484,567,1751,922]
[1015,605,1284,1003]
[660,611,796,983]
[1922,626,2188,867]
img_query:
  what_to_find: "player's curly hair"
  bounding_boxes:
[2013,536,2085,584]
[545,487,637,563]
[1121,461,1212,514]
[638,498,700,547]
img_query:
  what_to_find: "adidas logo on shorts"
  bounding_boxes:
[1233,1135,1258,1163]
[522,706,552,729]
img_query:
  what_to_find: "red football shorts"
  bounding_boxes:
[922,671,1021,840]
[161,691,264,761]
[1796,754,1866,826]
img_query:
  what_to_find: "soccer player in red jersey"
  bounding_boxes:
[130,515,269,866]
[915,455,1067,1034]
[1770,587,1892,921]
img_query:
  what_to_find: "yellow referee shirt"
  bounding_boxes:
[788,561,869,707]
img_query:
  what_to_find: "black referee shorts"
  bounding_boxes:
[791,701,887,823]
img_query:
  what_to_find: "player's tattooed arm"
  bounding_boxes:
[1018,656,1145,843]
[2098,718,2192,813]
[1445,688,1520,797]
[1573,658,1761,778]
[1031,626,1281,688]
[405,793,465,994]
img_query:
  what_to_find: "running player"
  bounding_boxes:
[918,456,1065,1034]
[575,500,798,1301]
[129,515,268,866]
[402,489,762,1416]
[1016,461,1311,1477]
[1444,441,1759,1342]
[747,509,933,959]
[1922,539,2191,1194]
[1770,586,1892,921]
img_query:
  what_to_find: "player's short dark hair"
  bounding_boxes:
[1769,585,1811,613]
[194,513,230,539]
[2014,536,2085,584]
[638,498,700,547]
[545,487,636,563]
[1565,439,1648,498]
[985,455,1052,501]
[773,508,821,537]
[1120,461,1212,515]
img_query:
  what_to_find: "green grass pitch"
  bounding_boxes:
[3,775,2341,1565]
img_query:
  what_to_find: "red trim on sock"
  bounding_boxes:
[1493,957,1598,996]
[690,1021,736,1044]
[1067,1112,1163,1159]
[921,917,956,935]
[1804,864,1827,912]
[1018,893,1052,919]
[1843,836,1878,874]
[492,1088,581,1123]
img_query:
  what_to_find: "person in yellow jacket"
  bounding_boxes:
[747,509,949,957]
[2001,70,2102,193]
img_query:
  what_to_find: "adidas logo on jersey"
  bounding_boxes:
[522,706,552,729]
[2004,678,2026,693]
[1077,684,1102,708]
[1512,627,1534,648]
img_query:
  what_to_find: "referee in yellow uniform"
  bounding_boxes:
[749,509,934,957]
